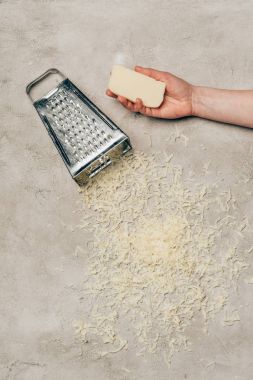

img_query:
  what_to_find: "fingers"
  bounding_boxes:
[106,89,117,98]
[135,66,164,81]
[118,95,129,107]
[118,96,147,114]
[106,89,158,117]
[135,98,163,117]
[134,98,143,112]
[106,89,136,110]
[106,90,141,112]
[132,98,156,117]
[118,96,135,111]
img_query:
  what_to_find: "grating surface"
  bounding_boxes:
[41,85,122,168]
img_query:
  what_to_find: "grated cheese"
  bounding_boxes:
[74,151,250,365]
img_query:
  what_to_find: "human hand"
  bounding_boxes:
[106,66,193,119]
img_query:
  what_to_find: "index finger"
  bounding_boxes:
[106,89,117,98]
[135,66,165,81]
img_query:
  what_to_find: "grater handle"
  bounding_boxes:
[26,68,65,103]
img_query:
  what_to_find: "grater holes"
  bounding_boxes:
[44,88,120,165]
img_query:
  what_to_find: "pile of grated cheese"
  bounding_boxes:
[75,151,248,364]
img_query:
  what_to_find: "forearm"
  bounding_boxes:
[192,86,253,128]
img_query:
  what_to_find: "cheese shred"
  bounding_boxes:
[74,151,250,364]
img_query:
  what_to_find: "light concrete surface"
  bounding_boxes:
[1,1,253,379]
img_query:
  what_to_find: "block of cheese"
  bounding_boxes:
[108,65,166,108]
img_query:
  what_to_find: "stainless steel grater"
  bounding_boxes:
[26,68,132,185]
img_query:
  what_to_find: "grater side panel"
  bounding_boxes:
[34,79,131,178]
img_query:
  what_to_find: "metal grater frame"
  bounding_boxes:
[26,68,132,185]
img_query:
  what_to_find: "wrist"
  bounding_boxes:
[191,85,201,117]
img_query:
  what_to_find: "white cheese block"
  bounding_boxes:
[108,65,166,108]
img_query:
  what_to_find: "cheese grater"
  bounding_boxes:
[26,68,132,185]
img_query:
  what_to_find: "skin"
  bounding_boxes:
[106,66,253,129]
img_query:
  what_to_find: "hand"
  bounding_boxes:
[106,66,193,119]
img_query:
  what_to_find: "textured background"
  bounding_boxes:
[1,1,253,379]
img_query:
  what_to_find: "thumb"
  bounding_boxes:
[135,66,164,81]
